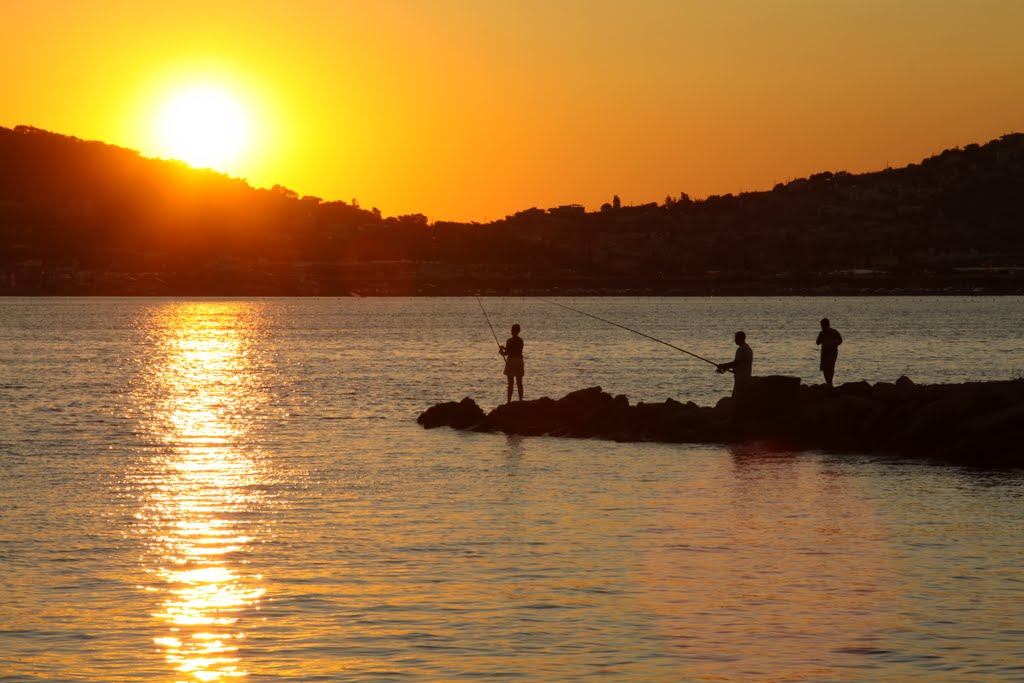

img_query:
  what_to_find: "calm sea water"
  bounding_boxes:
[1,297,1022,682]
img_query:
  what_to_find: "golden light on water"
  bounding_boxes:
[133,303,270,682]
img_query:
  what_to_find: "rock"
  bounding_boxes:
[838,380,873,398]
[871,381,898,401]
[714,396,735,418]
[485,396,559,435]
[741,375,802,422]
[554,386,629,437]
[895,375,915,390]
[903,387,976,453]
[940,389,1024,464]
[835,395,876,443]
[417,397,485,429]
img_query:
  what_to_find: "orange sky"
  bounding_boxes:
[2,0,1022,222]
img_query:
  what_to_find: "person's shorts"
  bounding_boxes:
[820,350,838,372]
[504,356,525,378]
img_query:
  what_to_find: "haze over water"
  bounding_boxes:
[2,297,1023,682]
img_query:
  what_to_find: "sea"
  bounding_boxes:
[1,296,1022,683]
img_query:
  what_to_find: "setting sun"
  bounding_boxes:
[155,85,252,171]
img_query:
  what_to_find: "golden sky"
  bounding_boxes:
[2,0,1022,222]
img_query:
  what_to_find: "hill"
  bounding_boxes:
[1,125,1022,295]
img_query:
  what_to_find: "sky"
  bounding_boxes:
[2,0,1022,222]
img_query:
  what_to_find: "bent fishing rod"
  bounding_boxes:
[476,296,507,362]
[535,297,720,368]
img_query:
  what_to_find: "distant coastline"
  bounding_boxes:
[3,126,1022,297]
[2,281,1023,297]
[3,264,1022,297]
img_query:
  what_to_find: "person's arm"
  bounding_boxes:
[816,331,824,346]
[717,349,738,372]
[834,330,843,346]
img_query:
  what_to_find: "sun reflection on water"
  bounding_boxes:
[133,303,271,682]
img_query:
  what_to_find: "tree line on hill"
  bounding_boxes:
[1,124,1022,295]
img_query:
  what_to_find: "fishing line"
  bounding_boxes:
[535,297,719,367]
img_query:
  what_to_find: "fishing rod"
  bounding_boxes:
[536,297,720,368]
[476,296,506,361]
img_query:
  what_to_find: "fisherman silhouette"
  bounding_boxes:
[716,331,753,400]
[816,318,843,387]
[499,323,524,403]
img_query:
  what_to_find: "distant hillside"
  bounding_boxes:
[1,124,1022,295]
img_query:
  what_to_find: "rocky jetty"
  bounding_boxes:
[418,376,1024,466]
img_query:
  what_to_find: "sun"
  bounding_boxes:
[155,84,252,171]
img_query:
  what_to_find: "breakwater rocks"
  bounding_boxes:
[418,376,1024,466]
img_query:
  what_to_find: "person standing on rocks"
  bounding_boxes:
[816,317,843,387]
[716,331,753,400]
[500,323,525,403]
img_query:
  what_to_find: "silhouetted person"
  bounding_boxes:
[816,318,843,387]
[716,331,753,400]
[500,323,524,403]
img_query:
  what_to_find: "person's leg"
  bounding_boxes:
[515,375,523,401]
[507,375,514,403]
[822,353,835,387]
